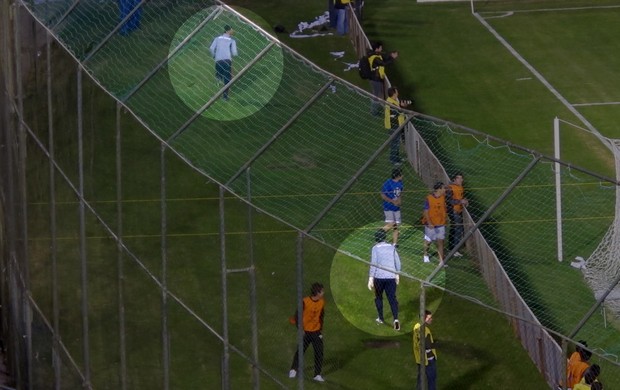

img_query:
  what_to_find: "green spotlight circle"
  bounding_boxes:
[330,223,445,337]
[169,7,284,121]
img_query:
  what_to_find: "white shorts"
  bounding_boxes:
[384,210,401,225]
[424,225,445,242]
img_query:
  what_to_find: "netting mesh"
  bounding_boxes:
[3,0,620,388]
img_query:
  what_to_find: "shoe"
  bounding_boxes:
[288,369,296,378]
[376,318,384,325]
[313,375,325,382]
[423,255,430,263]
[453,251,463,257]
[393,320,400,331]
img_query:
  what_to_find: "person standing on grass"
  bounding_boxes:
[381,168,404,246]
[413,310,438,390]
[369,42,399,114]
[423,182,447,266]
[567,341,592,389]
[289,282,326,383]
[446,172,469,257]
[334,0,352,35]
[209,25,238,100]
[384,87,411,166]
[368,229,401,331]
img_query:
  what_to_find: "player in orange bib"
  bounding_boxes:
[423,182,447,266]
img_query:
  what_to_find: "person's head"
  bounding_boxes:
[374,228,387,243]
[584,370,597,385]
[372,41,383,53]
[387,87,399,99]
[579,345,593,362]
[587,364,601,380]
[433,181,445,196]
[452,172,464,186]
[224,25,234,35]
[591,382,603,390]
[423,310,433,324]
[310,282,324,297]
[391,168,402,181]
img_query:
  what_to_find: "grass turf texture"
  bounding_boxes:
[15,0,620,388]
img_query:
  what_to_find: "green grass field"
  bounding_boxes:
[13,0,620,388]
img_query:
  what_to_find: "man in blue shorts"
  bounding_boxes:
[381,168,403,246]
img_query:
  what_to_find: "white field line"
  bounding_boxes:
[473,12,613,153]
[478,4,620,16]
[572,102,620,107]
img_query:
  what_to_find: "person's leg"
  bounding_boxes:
[426,359,437,390]
[328,0,337,28]
[374,279,385,321]
[221,60,232,98]
[453,212,464,250]
[336,8,346,35]
[384,279,399,320]
[448,213,456,251]
[436,238,444,263]
[370,80,384,115]
[215,61,224,83]
[416,364,422,390]
[310,332,324,376]
[389,127,401,164]
[291,332,312,370]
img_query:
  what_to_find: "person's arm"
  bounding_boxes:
[394,250,401,272]
[423,198,433,227]
[231,39,238,57]
[209,38,217,57]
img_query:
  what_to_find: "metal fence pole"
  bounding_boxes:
[295,232,304,389]
[13,2,32,388]
[76,66,92,389]
[160,145,170,390]
[115,103,127,390]
[219,186,230,389]
[246,168,260,389]
[46,29,61,390]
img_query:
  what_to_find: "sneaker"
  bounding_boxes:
[453,251,463,257]
[288,369,296,378]
[375,318,384,325]
[313,375,325,382]
[393,319,400,331]
[423,255,430,263]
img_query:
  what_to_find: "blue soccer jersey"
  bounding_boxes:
[382,179,403,211]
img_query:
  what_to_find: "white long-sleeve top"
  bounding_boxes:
[209,34,238,61]
[369,242,401,279]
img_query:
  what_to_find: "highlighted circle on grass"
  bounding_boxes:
[330,223,445,337]
[169,7,284,122]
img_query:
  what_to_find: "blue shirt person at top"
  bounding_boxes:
[381,168,404,247]
[209,25,238,100]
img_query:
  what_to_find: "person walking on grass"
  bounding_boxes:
[289,282,326,382]
[209,25,238,100]
[368,229,402,331]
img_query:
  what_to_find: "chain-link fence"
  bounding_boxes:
[2,0,620,389]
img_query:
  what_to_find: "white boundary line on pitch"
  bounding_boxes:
[473,12,612,149]
[477,4,620,16]
[572,102,620,107]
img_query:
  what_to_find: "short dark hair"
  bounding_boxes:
[374,229,387,243]
[425,310,432,316]
[591,382,603,390]
[372,41,383,51]
[387,87,398,98]
[310,282,324,296]
[224,24,232,32]
[584,370,597,385]
[586,364,601,379]
[391,168,402,179]
[433,181,444,190]
[579,346,593,362]
[452,172,463,180]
